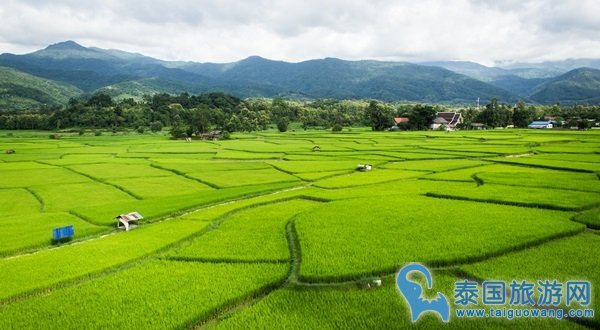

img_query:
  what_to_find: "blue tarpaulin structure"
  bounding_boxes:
[53,225,74,241]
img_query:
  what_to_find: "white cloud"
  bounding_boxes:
[0,0,599,65]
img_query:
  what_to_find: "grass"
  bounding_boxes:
[313,169,424,189]
[476,170,600,193]
[151,159,271,173]
[295,195,583,281]
[167,199,321,262]
[72,181,301,226]
[0,260,288,329]
[381,159,489,172]
[461,233,600,326]
[0,212,105,256]
[0,219,210,301]
[2,129,600,328]
[572,207,600,229]
[106,176,215,198]
[492,157,600,173]
[30,182,136,211]
[215,274,580,329]
[267,160,377,173]
[426,183,600,211]
[186,168,300,188]
[0,168,91,188]
[0,188,107,255]
[67,163,171,179]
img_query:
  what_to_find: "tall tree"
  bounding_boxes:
[408,104,437,130]
[365,101,392,131]
[512,100,536,128]
[478,98,512,128]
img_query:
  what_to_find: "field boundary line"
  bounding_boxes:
[489,159,596,173]
[190,279,287,330]
[471,173,484,186]
[24,187,45,212]
[418,177,475,184]
[424,192,600,212]
[40,161,144,200]
[188,212,309,328]
[149,163,222,189]
[165,256,287,264]
[284,218,302,286]
[1,184,314,260]
[296,227,585,284]
[468,179,600,195]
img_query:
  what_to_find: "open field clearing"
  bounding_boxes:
[168,199,321,262]
[185,168,300,188]
[313,168,425,188]
[0,219,211,301]
[71,182,299,226]
[381,158,489,171]
[427,183,600,210]
[215,274,582,330]
[31,182,136,211]
[0,261,287,329]
[1,129,599,328]
[295,195,583,281]
[491,156,600,173]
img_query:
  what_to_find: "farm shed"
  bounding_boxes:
[528,121,554,129]
[201,130,223,140]
[116,212,144,231]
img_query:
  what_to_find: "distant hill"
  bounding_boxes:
[529,68,600,104]
[488,75,550,98]
[0,41,215,92]
[0,41,518,104]
[420,61,509,82]
[0,66,82,111]
[501,58,600,75]
[2,40,600,105]
[154,56,518,103]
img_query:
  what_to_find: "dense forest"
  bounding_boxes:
[1,92,599,135]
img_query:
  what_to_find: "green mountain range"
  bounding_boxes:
[0,65,82,111]
[529,68,600,104]
[1,41,599,110]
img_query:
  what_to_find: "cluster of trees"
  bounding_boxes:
[1,92,600,134]
[459,98,598,129]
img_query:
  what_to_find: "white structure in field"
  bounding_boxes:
[357,164,372,172]
[116,211,143,231]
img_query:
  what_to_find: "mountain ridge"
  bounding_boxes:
[1,41,600,108]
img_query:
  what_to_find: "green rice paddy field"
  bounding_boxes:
[1,128,599,329]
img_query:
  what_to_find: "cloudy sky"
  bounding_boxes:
[0,0,599,65]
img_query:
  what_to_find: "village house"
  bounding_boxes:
[393,117,410,125]
[391,117,410,130]
[431,112,463,130]
[528,121,555,129]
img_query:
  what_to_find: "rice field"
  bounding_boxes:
[1,128,599,329]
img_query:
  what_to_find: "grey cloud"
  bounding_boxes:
[0,0,599,64]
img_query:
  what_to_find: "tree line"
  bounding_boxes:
[1,92,599,134]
